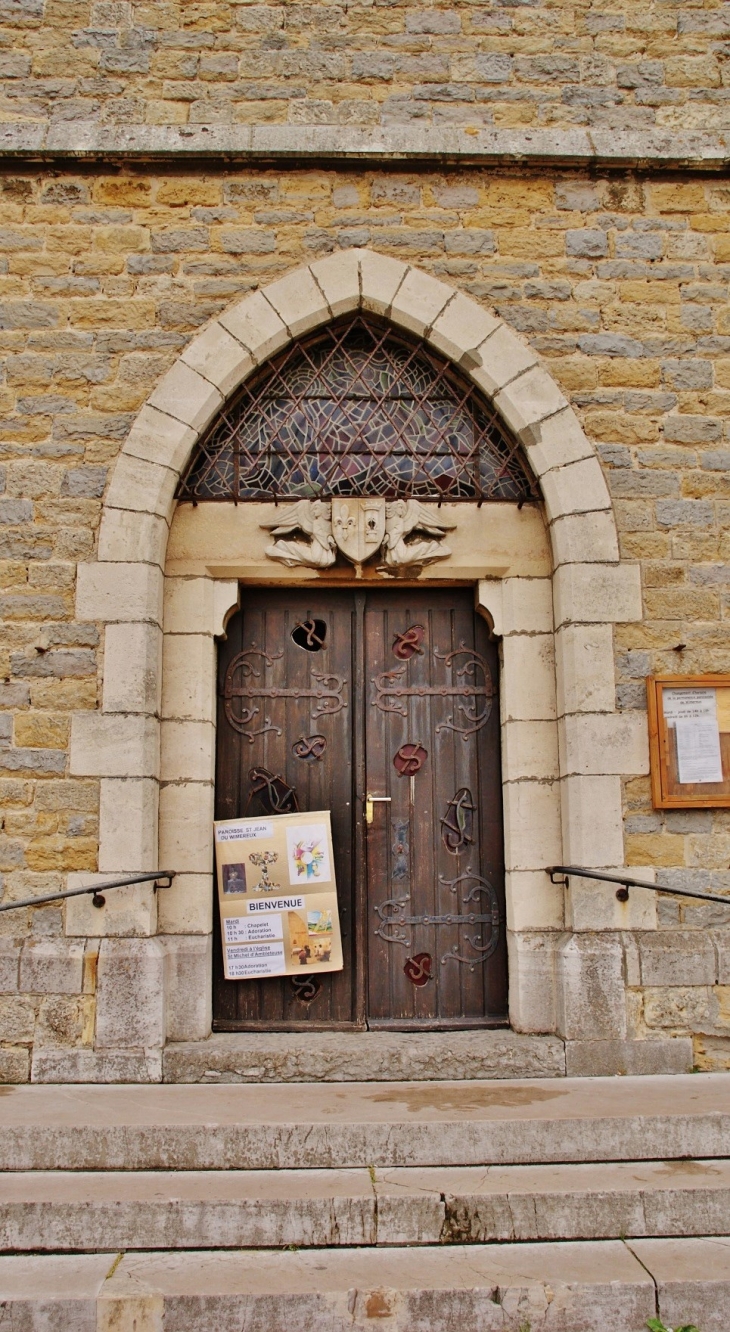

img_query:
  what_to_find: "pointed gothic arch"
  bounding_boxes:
[69,248,647,1055]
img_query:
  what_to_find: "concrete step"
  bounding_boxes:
[1,1239,729,1331]
[1,1161,730,1251]
[1,1074,728,1170]
[162,1030,566,1082]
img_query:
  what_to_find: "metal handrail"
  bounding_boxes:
[0,871,175,915]
[548,865,730,907]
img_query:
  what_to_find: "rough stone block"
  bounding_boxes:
[505,870,565,932]
[553,563,642,627]
[180,320,254,398]
[76,562,163,626]
[507,930,561,1033]
[501,720,559,782]
[0,939,20,993]
[0,1048,30,1084]
[359,249,408,316]
[566,1037,693,1076]
[565,860,657,931]
[65,873,157,939]
[97,508,168,568]
[494,366,568,437]
[156,872,214,936]
[559,712,649,777]
[161,719,215,784]
[638,931,717,986]
[19,940,84,995]
[31,1046,162,1083]
[103,622,162,715]
[70,714,159,779]
[541,457,611,522]
[148,360,223,434]
[715,930,730,984]
[556,624,616,716]
[502,778,562,872]
[522,407,595,476]
[99,777,159,873]
[550,512,620,566]
[556,932,627,1041]
[96,937,166,1050]
[164,934,212,1042]
[159,781,215,876]
[105,452,177,520]
[469,323,538,396]
[123,404,197,474]
[560,774,625,870]
[428,294,500,363]
[389,266,453,337]
[218,290,289,365]
[262,266,330,337]
[501,634,556,722]
[161,633,216,722]
[629,1236,730,1332]
[309,249,360,318]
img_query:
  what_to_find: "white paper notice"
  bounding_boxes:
[224,913,283,944]
[225,941,286,978]
[216,820,273,843]
[663,689,717,724]
[675,718,724,784]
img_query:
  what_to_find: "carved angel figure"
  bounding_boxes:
[261,499,336,569]
[380,500,455,570]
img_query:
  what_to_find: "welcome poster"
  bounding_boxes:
[214,810,343,981]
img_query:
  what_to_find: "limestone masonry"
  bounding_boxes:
[0,0,729,1084]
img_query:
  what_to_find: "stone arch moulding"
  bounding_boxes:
[66,248,652,1052]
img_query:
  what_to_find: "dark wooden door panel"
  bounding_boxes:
[364,589,506,1028]
[213,585,507,1031]
[214,589,357,1028]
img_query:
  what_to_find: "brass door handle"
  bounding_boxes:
[365,795,391,825]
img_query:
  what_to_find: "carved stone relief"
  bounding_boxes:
[261,498,454,575]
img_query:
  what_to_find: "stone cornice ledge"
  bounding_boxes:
[0,123,727,170]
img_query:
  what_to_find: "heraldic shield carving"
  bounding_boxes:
[262,498,454,575]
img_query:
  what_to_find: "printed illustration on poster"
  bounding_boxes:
[214,810,343,981]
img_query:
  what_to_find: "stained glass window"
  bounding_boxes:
[177,314,539,505]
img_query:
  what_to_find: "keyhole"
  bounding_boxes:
[291,618,327,652]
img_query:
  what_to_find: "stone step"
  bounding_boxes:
[1,1074,728,1171]
[1,1239,728,1331]
[1,1161,729,1251]
[162,1030,566,1083]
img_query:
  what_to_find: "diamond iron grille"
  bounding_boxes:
[177,314,539,505]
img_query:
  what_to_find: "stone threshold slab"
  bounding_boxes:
[0,1162,729,1250]
[0,1074,728,1171]
[0,1242,659,1330]
[0,123,727,171]
[163,1030,565,1083]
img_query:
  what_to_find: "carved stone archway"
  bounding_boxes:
[67,248,650,1072]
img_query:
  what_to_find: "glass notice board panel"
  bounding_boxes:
[647,675,730,808]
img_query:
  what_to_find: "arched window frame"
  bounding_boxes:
[177,313,539,507]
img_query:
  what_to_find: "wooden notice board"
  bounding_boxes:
[647,675,730,809]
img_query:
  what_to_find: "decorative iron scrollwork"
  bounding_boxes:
[439,869,501,971]
[393,743,427,776]
[291,976,322,1004]
[393,624,425,661]
[225,645,346,740]
[245,766,299,815]
[372,642,493,740]
[404,953,432,987]
[292,618,327,652]
[292,734,327,762]
[441,787,475,854]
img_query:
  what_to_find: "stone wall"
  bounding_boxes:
[0,0,728,133]
[0,163,729,1079]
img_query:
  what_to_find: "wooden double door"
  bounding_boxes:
[213,587,507,1030]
